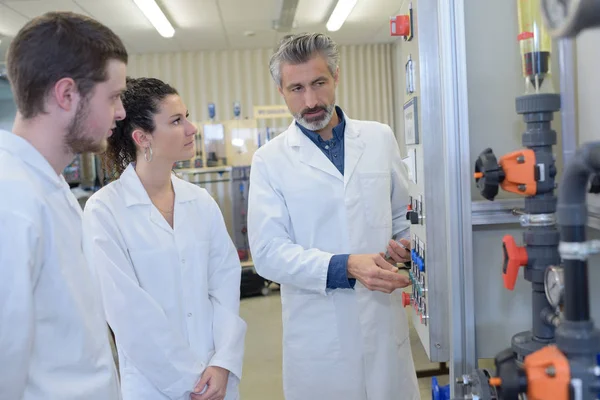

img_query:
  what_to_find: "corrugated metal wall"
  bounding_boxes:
[127,44,396,131]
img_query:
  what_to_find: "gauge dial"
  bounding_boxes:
[544,265,564,308]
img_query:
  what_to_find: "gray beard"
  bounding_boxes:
[295,104,335,131]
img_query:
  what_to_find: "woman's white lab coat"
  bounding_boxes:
[248,117,420,400]
[82,164,246,400]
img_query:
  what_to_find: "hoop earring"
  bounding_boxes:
[144,145,153,163]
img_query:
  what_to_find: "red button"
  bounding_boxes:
[390,15,410,37]
[402,292,411,307]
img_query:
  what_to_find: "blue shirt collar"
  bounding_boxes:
[296,106,345,143]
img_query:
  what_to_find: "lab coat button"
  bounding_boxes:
[187,313,192,317]
[181,259,186,264]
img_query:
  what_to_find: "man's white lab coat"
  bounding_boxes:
[248,116,420,400]
[0,130,121,400]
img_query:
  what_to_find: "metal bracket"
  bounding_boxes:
[559,240,600,260]
[517,212,556,227]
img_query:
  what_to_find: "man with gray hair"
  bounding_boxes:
[248,33,420,399]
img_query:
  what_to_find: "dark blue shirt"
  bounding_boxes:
[298,107,346,175]
[296,107,355,289]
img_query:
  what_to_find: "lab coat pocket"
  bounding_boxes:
[128,248,177,313]
[359,172,392,228]
[282,292,341,360]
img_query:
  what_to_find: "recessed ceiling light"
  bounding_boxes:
[327,0,358,32]
[133,0,175,38]
[244,31,256,37]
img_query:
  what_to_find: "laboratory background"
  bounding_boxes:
[2,0,600,399]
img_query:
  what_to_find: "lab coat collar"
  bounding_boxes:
[287,122,343,181]
[286,114,364,185]
[120,164,196,208]
[343,120,365,185]
[0,129,65,189]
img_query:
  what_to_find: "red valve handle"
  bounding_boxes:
[502,235,528,291]
[402,292,411,308]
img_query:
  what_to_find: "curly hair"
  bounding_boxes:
[103,77,178,178]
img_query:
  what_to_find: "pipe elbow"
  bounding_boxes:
[557,142,600,227]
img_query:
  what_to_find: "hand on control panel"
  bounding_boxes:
[347,254,411,294]
[384,238,411,264]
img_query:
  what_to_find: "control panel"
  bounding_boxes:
[410,235,428,324]
[404,196,428,326]
[394,0,449,362]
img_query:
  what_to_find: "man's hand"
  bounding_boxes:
[385,239,411,264]
[347,254,411,294]
[191,366,229,400]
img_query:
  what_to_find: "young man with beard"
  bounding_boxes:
[248,33,420,399]
[0,12,127,400]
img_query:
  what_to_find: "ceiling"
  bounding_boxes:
[0,0,405,59]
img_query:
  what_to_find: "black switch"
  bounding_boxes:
[406,211,420,225]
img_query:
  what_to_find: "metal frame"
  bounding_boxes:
[411,0,450,364]
[471,199,523,225]
[436,0,477,397]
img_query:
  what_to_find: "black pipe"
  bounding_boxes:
[560,225,588,321]
[564,259,589,321]
[557,142,600,322]
[560,226,588,321]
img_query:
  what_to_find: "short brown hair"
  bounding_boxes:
[7,12,128,119]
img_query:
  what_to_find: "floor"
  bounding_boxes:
[239,287,449,399]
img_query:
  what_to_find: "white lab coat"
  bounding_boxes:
[248,117,420,400]
[82,164,246,400]
[0,130,121,400]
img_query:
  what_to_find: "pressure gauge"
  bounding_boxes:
[541,0,600,38]
[544,265,564,308]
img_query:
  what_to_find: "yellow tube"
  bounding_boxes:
[517,0,553,92]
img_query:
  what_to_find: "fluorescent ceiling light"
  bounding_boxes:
[133,0,175,38]
[326,0,358,32]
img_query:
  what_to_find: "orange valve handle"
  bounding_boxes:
[502,235,528,290]
[524,345,570,400]
[499,149,538,196]
[488,377,502,387]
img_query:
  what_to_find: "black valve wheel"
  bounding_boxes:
[494,348,527,400]
[474,148,505,201]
